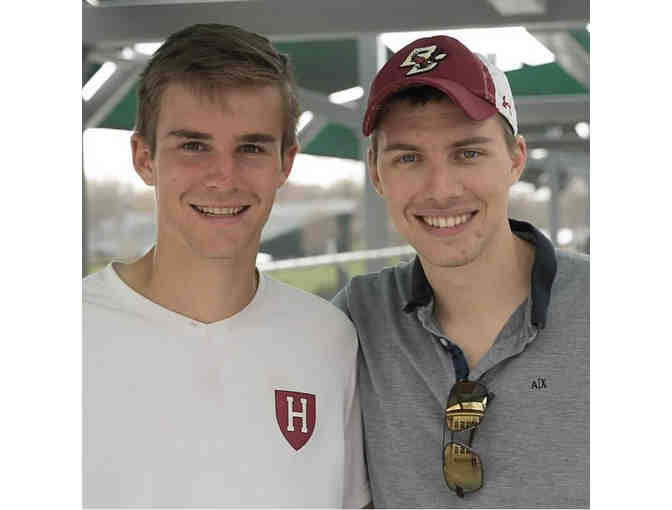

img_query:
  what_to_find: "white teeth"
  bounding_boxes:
[422,213,472,228]
[194,205,245,216]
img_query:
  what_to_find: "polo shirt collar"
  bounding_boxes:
[400,219,558,329]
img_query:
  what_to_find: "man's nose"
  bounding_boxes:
[426,160,464,199]
[204,153,236,186]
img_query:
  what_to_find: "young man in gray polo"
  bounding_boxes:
[333,35,588,508]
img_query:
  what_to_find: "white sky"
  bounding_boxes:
[129,26,556,72]
[380,27,555,71]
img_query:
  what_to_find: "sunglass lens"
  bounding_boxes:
[445,381,489,432]
[447,381,488,406]
[443,443,483,494]
[445,412,482,432]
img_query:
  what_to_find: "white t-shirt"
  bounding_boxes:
[83,264,370,508]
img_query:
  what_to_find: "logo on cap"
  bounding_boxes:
[502,95,512,112]
[400,45,446,76]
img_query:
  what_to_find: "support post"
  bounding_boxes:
[358,35,389,272]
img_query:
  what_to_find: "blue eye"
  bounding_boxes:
[462,150,479,160]
[240,144,263,154]
[399,153,418,163]
[182,141,207,152]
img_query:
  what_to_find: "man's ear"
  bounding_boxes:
[508,135,527,185]
[367,147,383,196]
[277,143,298,188]
[131,133,155,186]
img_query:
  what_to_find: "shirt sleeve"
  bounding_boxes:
[342,349,371,508]
[332,286,351,320]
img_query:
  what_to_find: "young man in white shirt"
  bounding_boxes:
[83,24,370,508]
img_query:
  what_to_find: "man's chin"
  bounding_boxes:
[416,244,481,270]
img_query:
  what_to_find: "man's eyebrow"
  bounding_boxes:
[235,133,277,144]
[164,131,278,144]
[166,129,212,140]
[381,143,420,153]
[451,136,494,147]
[382,137,495,153]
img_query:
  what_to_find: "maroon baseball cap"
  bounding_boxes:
[362,35,518,136]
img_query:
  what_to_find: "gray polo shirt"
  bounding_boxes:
[333,219,589,508]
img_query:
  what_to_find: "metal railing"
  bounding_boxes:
[257,244,416,272]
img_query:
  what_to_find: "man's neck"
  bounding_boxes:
[424,233,534,320]
[116,245,259,324]
[421,230,535,367]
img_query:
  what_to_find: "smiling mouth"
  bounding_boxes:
[418,211,477,228]
[191,204,250,217]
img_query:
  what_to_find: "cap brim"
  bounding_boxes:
[362,77,498,136]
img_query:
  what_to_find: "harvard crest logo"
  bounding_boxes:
[275,390,316,451]
[400,45,447,76]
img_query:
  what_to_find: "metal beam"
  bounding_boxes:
[83,0,590,46]
[83,61,144,129]
[358,34,390,272]
[87,0,251,6]
[530,30,589,88]
[296,88,360,131]
[297,114,327,148]
[524,133,588,149]
[548,158,560,244]
[515,94,589,126]
[486,0,547,16]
